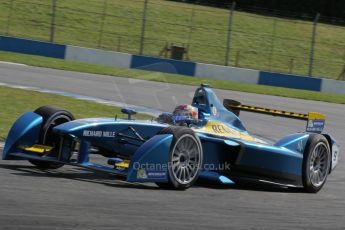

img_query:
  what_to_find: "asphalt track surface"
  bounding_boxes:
[0,62,344,229]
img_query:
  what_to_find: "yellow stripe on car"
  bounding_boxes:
[193,120,265,143]
[230,104,309,120]
[24,144,53,154]
[115,160,130,169]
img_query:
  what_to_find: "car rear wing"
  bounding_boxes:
[223,99,326,133]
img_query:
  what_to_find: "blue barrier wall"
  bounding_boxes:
[0,35,344,94]
[258,71,322,91]
[131,55,196,76]
[0,36,66,59]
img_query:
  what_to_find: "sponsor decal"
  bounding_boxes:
[136,167,166,180]
[306,120,325,133]
[331,144,340,170]
[83,130,116,138]
[146,171,166,179]
[211,124,233,134]
[307,120,314,128]
[211,106,217,116]
[137,168,148,179]
[194,120,265,143]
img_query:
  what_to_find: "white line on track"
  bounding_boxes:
[0,82,162,116]
[0,61,28,66]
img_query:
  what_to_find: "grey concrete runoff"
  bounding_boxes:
[0,62,344,230]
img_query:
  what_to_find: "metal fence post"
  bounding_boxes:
[268,18,277,71]
[6,0,14,35]
[235,50,240,67]
[98,0,107,48]
[139,0,148,55]
[289,58,294,74]
[50,0,57,43]
[117,36,122,52]
[308,13,320,77]
[225,2,236,66]
[338,64,345,80]
[186,8,195,50]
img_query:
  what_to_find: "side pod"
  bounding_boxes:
[274,133,310,154]
[3,112,42,160]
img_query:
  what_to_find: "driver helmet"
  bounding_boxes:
[173,104,198,120]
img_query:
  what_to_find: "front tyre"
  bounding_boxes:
[302,134,331,193]
[29,106,74,169]
[156,127,203,190]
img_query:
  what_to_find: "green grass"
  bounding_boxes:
[0,85,152,140]
[0,0,344,79]
[1,51,345,105]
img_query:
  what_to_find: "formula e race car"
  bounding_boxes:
[2,84,340,192]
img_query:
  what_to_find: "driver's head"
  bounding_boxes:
[173,104,198,120]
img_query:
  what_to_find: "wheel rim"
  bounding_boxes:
[43,114,72,144]
[171,134,201,185]
[309,142,329,187]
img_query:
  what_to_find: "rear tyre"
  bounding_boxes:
[302,134,331,193]
[29,106,74,169]
[156,126,203,190]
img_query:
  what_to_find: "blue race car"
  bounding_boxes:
[2,84,340,192]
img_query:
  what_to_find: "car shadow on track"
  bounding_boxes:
[0,163,304,193]
[195,180,304,193]
[0,163,160,190]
